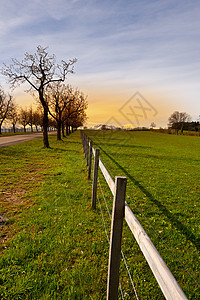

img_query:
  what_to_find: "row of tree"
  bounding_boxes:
[47,83,87,140]
[0,84,87,138]
[0,46,88,147]
[0,89,43,134]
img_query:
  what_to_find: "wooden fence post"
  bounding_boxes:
[81,131,84,148]
[86,137,89,166]
[92,148,100,209]
[107,176,127,300]
[83,134,86,158]
[88,140,93,179]
[82,132,85,151]
[85,135,88,162]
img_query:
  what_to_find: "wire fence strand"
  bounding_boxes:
[98,178,140,300]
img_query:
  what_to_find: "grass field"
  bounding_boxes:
[0,132,110,299]
[0,130,199,299]
[85,129,200,299]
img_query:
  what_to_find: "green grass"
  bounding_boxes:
[85,129,200,299]
[0,130,199,299]
[0,132,109,299]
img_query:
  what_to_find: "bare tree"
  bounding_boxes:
[0,87,13,134]
[70,110,87,131]
[7,101,19,133]
[1,45,77,147]
[19,108,29,132]
[63,88,88,136]
[48,116,57,131]
[32,109,43,132]
[47,83,72,140]
[168,111,191,135]
[27,106,34,132]
[48,84,87,139]
[150,122,156,129]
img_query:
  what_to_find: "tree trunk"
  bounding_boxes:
[61,122,65,137]
[57,120,62,140]
[13,123,16,133]
[0,124,2,134]
[72,126,74,133]
[66,122,69,136]
[31,124,33,132]
[24,125,26,132]
[43,107,49,148]
[181,124,184,134]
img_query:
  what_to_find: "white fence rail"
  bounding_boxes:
[81,131,188,300]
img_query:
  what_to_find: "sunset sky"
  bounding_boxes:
[0,0,200,128]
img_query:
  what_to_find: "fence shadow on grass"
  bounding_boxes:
[95,143,200,252]
[92,140,151,150]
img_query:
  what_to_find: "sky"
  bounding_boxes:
[0,0,200,128]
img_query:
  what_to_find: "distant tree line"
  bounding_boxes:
[168,111,200,135]
[0,46,87,147]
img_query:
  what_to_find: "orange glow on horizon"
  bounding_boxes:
[86,88,178,128]
[13,86,185,129]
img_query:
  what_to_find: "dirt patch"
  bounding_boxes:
[0,187,33,252]
[0,188,26,204]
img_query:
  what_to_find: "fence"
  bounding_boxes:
[81,131,188,300]
[1,127,56,133]
[1,127,42,133]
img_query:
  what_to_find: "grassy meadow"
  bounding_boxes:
[0,132,109,299]
[0,130,199,299]
[85,129,200,299]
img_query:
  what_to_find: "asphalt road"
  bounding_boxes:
[0,132,56,148]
